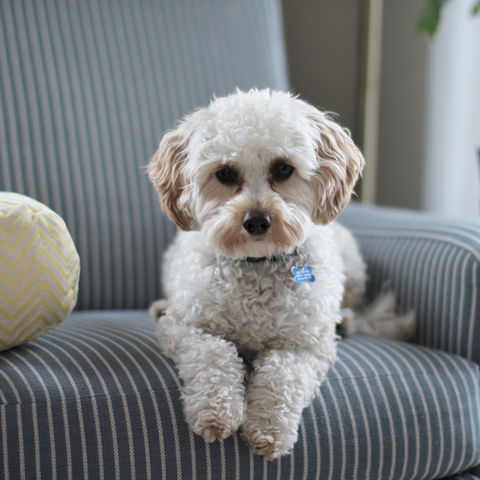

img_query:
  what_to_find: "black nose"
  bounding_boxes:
[243,211,271,235]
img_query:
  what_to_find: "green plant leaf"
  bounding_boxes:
[418,0,480,38]
[417,0,450,38]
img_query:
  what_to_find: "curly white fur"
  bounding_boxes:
[147,89,413,459]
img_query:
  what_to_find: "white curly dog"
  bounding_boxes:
[147,89,414,459]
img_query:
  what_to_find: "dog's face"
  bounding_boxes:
[147,90,364,259]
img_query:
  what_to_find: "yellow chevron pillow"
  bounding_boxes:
[0,192,80,351]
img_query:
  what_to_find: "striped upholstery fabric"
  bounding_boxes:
[0,0,289,310]
[340,203,480,366]
[0,310,479,479]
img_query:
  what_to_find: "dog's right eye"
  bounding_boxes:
[216,167,236,184]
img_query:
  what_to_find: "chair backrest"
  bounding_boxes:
[0,0,289,309]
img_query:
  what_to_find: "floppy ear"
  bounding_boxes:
[309,112,365,225]
[147,124,198,231]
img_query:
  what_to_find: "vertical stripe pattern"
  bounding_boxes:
[0,310,479,479]
[0,0,289,310]
[339,203,480,365]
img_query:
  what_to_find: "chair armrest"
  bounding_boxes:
[339,202,480,365]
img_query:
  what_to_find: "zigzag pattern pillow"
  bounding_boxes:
[0,192,80,351]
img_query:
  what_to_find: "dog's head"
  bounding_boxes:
[147,89,364,258]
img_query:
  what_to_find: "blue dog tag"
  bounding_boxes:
[291,266,315,284]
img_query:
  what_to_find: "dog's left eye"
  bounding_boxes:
[273,163,294,180]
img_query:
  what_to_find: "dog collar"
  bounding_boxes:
[242,249,297,263]
[242,249,315,284]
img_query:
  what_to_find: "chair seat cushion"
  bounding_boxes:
[0,310,479,479]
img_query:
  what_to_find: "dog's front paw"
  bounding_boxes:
[241,418,295,460]
[190,407,243,442]
[175,330,247,442]
[182,387,245,442]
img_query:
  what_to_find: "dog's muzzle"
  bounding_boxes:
[243,211,271,235]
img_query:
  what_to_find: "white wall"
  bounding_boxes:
[423,0,480,217]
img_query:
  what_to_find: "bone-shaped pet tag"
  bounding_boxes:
[291,266,315,284]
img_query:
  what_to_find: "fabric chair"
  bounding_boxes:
[0,0,479,478]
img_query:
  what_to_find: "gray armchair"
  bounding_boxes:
[0,1,479,478]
